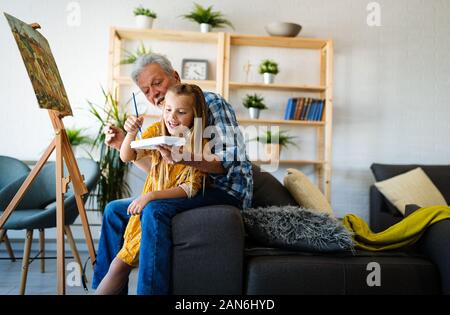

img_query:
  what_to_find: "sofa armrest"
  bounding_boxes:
[418,219,450,295]
[171,205,245,295]
[369,185,402,232]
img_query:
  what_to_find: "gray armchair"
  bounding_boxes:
[0,156,31,262]
[0,158,100,294]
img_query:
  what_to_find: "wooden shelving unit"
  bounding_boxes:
[108,27,333,200]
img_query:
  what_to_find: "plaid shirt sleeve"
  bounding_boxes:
[203,92,253,209]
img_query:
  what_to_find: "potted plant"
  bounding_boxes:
[87,89,131,213]
[243,93,267,119]
[66,127,92,157]
[181,3,234,33]
[120,41,152,65]
[134,5,157,29]
[259,59,279,84]
[256,130,297,161]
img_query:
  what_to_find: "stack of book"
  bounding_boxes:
[283,98,326,121]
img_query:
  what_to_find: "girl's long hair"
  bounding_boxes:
[151,84,208,194]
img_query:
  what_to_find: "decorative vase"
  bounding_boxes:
[265,143,281,161]
[249,107,261,119]
[200,23,212,33]
[135,15,154,29]
[263,72,275,84]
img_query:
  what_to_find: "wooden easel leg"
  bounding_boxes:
[61,134,96,265]
[20,229,33,295]
[0,229,16,262]
[55,132,66,295]
[39,229,45,273]
[64,225,87,284]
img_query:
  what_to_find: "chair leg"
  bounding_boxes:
[20,229,33,295]
[64,225,87,284]
[39,229,45,273]
[0,229,16,262]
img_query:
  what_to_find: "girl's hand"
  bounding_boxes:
[124,116,144,136]
[156,144,184,164]
[127,193,153,216]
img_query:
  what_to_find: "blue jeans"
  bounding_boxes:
[92,187,241,295]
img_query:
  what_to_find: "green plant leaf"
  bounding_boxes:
[86,88,131,214]
[181,3,234,29]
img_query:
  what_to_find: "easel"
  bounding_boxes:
[0,22,96,295]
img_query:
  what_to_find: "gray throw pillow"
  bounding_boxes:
[242,206,354,253]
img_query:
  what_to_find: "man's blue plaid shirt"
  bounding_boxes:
[203,91,253,209]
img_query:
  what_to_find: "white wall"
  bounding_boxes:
[1,0,450,226]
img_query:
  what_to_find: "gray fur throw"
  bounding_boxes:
[242,206,354,253]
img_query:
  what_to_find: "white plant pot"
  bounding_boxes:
[135,15,154,29]
[249,108,261,119]
[200,23,212,33]
[263,72,275,84]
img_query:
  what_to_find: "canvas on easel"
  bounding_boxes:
[0,13,96,295]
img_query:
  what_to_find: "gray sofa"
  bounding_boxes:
[170,164,450,295]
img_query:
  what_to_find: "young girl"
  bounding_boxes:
[95,84,208,294]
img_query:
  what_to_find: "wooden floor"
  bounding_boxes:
[0,248,138,295]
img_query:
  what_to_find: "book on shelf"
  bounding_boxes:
[283,97,325,122]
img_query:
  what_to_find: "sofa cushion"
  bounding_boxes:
[242,205,354,253]
[283,168,333,215]
[371,164,450,215]
[374,168,447,216]
[251,164,297,207]
[244,254,440,294]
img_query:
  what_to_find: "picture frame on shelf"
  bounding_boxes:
[181,59,208,80]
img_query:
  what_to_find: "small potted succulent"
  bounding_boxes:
[134,5,157,29]
[256,130,297,161]
[243,93,268,119]
[259,59,279,84]
[120,41,152,65]
[181,3,234,33]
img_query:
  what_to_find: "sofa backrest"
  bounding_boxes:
[251,164,297,208]
[371,163,450,206]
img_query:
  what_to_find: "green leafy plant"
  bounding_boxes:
[259,59,279,75]
[120,42,152,65]
[66,128,92,146]
[87,88,131,213]
[242,94,268,110]
[256,130,298,149]
[181,3,234,29]
[134,5,157,18]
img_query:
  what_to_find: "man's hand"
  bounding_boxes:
[104,124,126,151]
[127,193,153,216]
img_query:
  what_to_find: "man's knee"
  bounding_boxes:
[103,199,130,222]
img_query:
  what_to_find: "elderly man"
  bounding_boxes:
[92,53,253,295]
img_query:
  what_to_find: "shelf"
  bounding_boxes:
[144,115,324,127]
[230,34,329,50]
[252,159,325,165]
[229,82,326,93]
[238,118,324,126]
[114,28,219,43]
[115,76,217,88]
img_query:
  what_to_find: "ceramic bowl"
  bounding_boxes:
[265,22,302,37]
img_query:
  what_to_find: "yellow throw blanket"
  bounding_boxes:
[342,205,450,251]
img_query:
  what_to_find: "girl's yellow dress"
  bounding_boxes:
[117,122,204,266]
